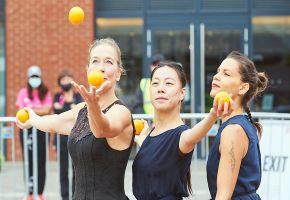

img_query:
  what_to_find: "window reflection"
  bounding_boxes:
[152,30,190,112]
[96,18,143,107]
[205,29,241,112]
[253,16,290,112]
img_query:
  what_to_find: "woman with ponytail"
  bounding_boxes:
[207,51,268,200]
[133,61,233,200]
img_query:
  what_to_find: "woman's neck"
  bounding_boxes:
[98,88,118,109]
[154,108,184,131]
[221,106,244,123]
[63,89,73,96]
[63,90,74,101]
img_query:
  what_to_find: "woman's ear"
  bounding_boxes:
[116,68,121,81]
[180,87,186,101]
[238,82,249,96]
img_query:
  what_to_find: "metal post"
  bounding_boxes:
[200,23,206,158]
[57,134,61,199]
[69,154,73,200]
[190,24,195,114]
[23,129,30,196]
[32,127,38,199]
[0,123,3,166]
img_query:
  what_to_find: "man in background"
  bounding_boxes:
[133,54,164,114]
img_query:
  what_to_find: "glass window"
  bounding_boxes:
[96,18,143,107]
[253,16,290,112]
[152,30,190,112]
[205,29,241,112]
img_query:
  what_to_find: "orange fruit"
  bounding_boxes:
[134,119,144,135]
[16,109,29,123]
[68,6,84,25]
[87,70,104,87]
[216,91,231,110]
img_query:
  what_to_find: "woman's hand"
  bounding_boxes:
[71,80,110,108]
[54,102,63,110]
[210,94,234,118]
[15,107,37,129]
[135,119,150,146]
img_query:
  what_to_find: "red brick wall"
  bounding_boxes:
[5,0,94,160]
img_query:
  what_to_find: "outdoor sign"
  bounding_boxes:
[258,120,290,199]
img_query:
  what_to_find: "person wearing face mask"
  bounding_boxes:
[53,69,82,200]
[16,65,52,200]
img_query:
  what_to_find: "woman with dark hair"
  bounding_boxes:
[133,61,233,200]
[16,65,52,200]
[207,51,268,200]
[53,69,82,200]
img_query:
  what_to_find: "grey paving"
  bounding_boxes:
[0,160,210,200]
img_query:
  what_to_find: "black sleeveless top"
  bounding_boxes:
[133,125,193,200]
[67,100,134,200]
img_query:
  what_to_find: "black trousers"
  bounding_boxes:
[20,128,46,195]
[58,135,75,200]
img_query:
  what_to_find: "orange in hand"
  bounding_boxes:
[134,119,144,135]
[16,108,29,123]
[87,70,104,87]
[216,91,231,110]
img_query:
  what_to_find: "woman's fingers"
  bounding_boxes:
[140,119,150,136]
[217,99,224,116]
[222,102,229,116]
[212,95,218,112]
[72,81,91,102]
[72,80,109,106]
[95,80,110,95]
[15,116,31,129]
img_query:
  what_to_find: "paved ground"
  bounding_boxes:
[0,160,210,200]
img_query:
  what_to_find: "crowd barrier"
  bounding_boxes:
[1,112,290,199]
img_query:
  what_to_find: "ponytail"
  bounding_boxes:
[186,170,192,194]
[245,105,262,138]
[226,51,268,138]
[256,72,268,96]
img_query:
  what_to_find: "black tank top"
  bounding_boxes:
[68,100,134,200]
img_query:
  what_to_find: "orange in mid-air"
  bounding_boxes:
[216,91,231,110]
[68,6,85,25]
[134,119,144,135]
[16,109,29,123]
[87,71,104,87]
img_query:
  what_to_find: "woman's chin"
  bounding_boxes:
[209,90,216,98]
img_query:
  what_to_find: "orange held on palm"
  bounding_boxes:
[68,6,85,25]
[88,71,104,87]
[134,119,144,135]
[216,91,231,110]
[16,109,29,123]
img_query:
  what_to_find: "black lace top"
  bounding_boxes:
[67,100,134,200]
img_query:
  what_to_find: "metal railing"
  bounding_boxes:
[1,112,290,199]
[0,117,72,200]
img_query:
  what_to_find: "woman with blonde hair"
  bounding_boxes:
[17,38,134,200]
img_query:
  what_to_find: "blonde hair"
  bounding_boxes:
[88,38,126,75]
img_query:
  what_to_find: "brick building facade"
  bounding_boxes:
[5,0,94,160]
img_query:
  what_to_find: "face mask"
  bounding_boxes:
[60,83,72,92]
[29,77,41,88]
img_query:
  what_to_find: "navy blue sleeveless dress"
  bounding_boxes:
[207,115,261,199]
[67,100,134,200]
[133,125,193,200]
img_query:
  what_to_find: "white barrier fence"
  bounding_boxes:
[1,112,290,199]
[258,118,290,200]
